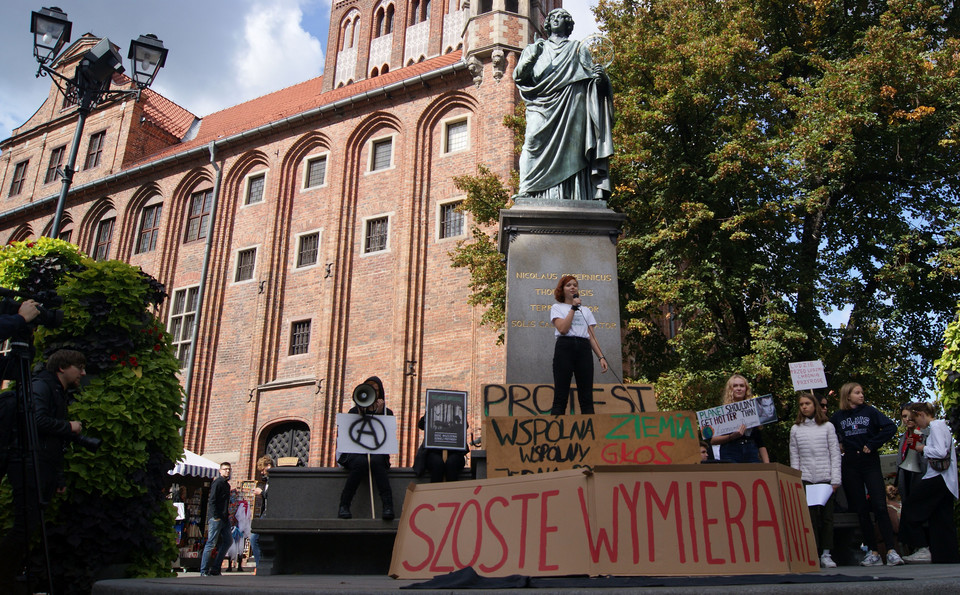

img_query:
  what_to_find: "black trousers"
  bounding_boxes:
[900,476,960,563]
[841,451,897,552]
[551,336,594,415]
[0,457,58,583]
[339,453,393,508]
[898,468,928,548]
[425,449,466,483]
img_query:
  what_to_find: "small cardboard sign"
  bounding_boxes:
[389,465,818,578]
[697,394,777,439]
[788,360,828,391]
[482,383,657,417]
[483,412,701,477]
[425,389,468,450]
[335,413,398,455]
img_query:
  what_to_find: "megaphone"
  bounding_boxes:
[352,382,378,409]
[900,448,923,473]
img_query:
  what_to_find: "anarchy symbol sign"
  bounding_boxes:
[336,413,398,455]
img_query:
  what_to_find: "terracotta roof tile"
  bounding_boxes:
[139,87,197,139]
[131,50,463,167]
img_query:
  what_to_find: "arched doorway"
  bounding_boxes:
[263,421,310,466]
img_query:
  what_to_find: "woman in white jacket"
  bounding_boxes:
[900,402,960,564]
[790,393,842,568]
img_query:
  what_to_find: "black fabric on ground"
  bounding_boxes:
[404,567,909,589]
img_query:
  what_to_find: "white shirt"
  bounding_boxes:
[550,302,597,338]
[922,419,958,499]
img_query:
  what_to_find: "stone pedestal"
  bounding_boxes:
[498,203,625,384]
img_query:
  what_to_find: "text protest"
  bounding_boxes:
[389,465,818,578]
[483,383,657,417]
[788,360,828,391]
[696,395,777,439]
[483,412,700,477]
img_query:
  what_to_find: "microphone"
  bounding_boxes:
[572,292,580,311]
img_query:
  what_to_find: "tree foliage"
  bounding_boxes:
[0,238,184,592]
[595,0,960,446]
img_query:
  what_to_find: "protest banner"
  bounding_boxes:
[788,360,828,391]
[483,412,701,477]
[482,383,657,417]
[389,464,818,578]
[697,394,777,439]
[335,413,398,455]
[425,389,468,450]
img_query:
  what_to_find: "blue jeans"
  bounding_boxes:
[200,517,231,574]
[719,437,760,463]
[249,532,260,566]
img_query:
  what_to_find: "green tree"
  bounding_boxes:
[0,238,183,593]
[595,0,960,455]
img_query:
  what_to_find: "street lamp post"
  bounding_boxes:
[29,6,168,238]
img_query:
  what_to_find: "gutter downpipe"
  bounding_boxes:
[179,140,222,440]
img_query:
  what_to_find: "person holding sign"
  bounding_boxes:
[549,275,608,415]
[900,402,959,564]
[789,393,841,568]
[709,374,769,463]
[830,382,902,566]
[337,376,395,520]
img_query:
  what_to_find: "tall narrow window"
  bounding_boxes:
[45,146,65,184]
[371,138,393,171]
[289,320,311,355]
[439,201,464,239]
[305,156,327,188]
[85,131,106,170]
[185,189,213,242]
[245,173,265,205]
[9,161,29,196]
[364,216,389,253]
[169,286,199,368]
[136,204,162,254]
[93,218,115,261]
[235,248,257,282]
[297,232,320,268]
[444,119,468,153]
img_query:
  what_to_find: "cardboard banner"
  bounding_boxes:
[482,383,657,417]
[483,412,701,477]
[335,413,398,455]
[389,465,818,578]
[696,394,777,439]
[425,389,468,450]
[788,360,828,391]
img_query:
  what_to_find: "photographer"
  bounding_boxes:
[0,299,40,342]
[0,349,85,583]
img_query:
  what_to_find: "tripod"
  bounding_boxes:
[0,337,56,594]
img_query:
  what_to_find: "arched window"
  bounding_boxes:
[385,4,395,33]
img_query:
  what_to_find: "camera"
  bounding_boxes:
[70,433,102,452]
[0,290,64,329]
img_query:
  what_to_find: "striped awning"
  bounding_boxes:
[169,449,219,479]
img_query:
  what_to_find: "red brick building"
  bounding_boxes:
[0,0,562,476]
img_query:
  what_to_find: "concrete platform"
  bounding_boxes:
[92,564,960,594]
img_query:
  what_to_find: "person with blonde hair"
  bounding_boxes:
[830,382,901,566]
[710,374,769,463]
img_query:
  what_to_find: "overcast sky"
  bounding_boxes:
[0,1,600,142]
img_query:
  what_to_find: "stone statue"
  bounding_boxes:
[513,8,614,203]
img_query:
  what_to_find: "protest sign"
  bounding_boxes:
[335,413,398,455]
[697,394,777,439]
[483,412,701,477]
[788,360,828,391]
[482,383,657,417]
[425,389,467,450]
[389,464,818,578]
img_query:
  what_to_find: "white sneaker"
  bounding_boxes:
[903,547,932,563]
[886,550,904,566]
[820,552,837,568]
[860,552,883,566]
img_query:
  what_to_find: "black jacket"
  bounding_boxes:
[32,369,74,464]
[208,474,230,521]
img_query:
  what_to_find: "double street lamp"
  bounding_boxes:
[29,6,169,237]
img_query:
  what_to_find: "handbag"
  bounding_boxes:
[928,456,951,472]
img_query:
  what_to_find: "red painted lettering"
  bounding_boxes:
[721,481,748,563]
[686,481,699,562]
[430,502,460,573]
[645,480,684,563]
[618,482,642,563]
[539,490,560,571]
[793,482,815,566]
[401,503,435,572]
[579,486,618,563]
[752,479,785,562]
[699,481,724,564]
[452,498,483,568]
[511,492,538,569]
[479,497,509,573]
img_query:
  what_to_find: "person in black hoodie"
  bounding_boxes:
[0,349,85,584]
[830,382,902,566]
[337,376,395,520]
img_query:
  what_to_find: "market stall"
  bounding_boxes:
[168,450,219,571]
